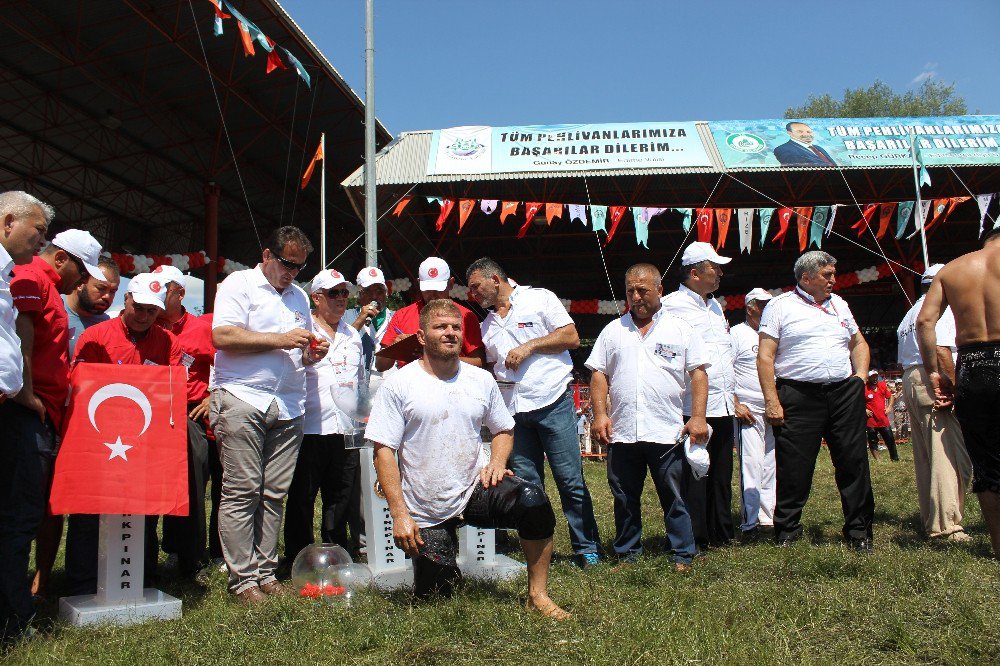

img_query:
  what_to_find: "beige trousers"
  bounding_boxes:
[903,366,973,538]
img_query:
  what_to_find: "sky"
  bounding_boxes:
[277,0,1000,135]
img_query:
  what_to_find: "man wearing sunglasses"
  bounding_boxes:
[210,226,330,605]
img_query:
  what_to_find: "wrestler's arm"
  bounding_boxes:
[481,430,514,488]
[373,442,423,555]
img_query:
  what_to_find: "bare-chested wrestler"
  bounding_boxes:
[917,226,1000,556]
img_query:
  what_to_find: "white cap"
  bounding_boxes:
[356,266,386,289]
[51,229,104,281]
[151,264,186,288]
[310,268,351,293]
[127,273,167,309]
[868,369,879,377]
[681,241,732,267]
[921,263,945,284]
[418,256,451,291]
[745,288,773,304]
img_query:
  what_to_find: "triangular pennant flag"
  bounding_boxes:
[545,203,563,225]
[516,202,542,238]
[435,199,456,231]
[930,196,971,234]
[976,193,995,235]
[876,203,896,239]
[392,196,412,217]
[631,207,644,225]
[426,196,442,205]
[810,207,829,249]
[208,0,230,36]
[772,208,793,246]
[758,208,775,247]
[923,197,952,234]
[737,209,754,254]
[458,199,475,232]
[826,204,840,237]
[281,47,311,87]
[480,199,498,215]
[590,205,608,232]
[568,204,587,226]
[907,200,934,240]
[850,204,878,237]
[895,201,914,239]
[695,208,714,243]
[913,139,932,187]
[604,206,627,245]
[265,37,287,73]
[634,211,650,248]
[644,207,668,222]
[677,208,693,233]
[715,208,732,250]
[499,201,518,224]
[236,20,255,56]
[300,139,323,189]
[794,207,813,253]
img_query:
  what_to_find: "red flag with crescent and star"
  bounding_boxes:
[49,364,189,516]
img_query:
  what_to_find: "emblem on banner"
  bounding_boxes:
[446,137,486,160]
[726,132,767,153]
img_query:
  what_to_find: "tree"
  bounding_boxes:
[785,79,968,118]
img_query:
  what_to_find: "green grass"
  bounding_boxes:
[8,445,999,665]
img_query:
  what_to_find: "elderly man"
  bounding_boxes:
[662,242,736,548]
[730,288,776,539]
[367,299,568,620]
[897,264,972,541]
[917,225,1000,557]
[64,273,182,596]
[757,251,874,551]
[211,226,329,605]
[345,267,394,385]
[466,257,601,568]
[587,264,709,570]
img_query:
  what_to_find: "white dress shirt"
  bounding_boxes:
[585,308,709,445]
[758,287,859,383]
[481,285,574,414]
[345,305,396,394]
[303,316,364,436]
[896,295,957,368]
[661,284,734,416]
[730,322,765,409]
[212,266,313,419]
[0,243,24,398]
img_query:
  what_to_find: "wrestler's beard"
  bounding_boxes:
[424,337,460,362]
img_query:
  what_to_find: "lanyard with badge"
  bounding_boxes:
[795,290,846,327]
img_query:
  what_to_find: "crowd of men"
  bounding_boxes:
[2,188,999,638]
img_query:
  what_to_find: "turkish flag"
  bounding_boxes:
[50,364,189,516]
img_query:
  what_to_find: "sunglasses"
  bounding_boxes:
[268,248,307,272]
[325,288,350,298]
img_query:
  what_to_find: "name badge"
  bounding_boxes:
[180,352,196,368]
[654,343,681,360]
[142,359,159,366]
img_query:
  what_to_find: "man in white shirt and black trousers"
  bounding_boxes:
[757,251,875,552]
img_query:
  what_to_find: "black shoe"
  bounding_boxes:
[847,538,873,554]
[614,551,640,565]
[775,533,801,548]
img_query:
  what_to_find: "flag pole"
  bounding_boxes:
[320,132,327,268]
[909,127,930,268]
[364,0,377,267]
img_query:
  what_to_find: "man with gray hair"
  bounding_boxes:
[757,251,875,551]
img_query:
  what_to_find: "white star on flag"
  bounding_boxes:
[105,436,133,461]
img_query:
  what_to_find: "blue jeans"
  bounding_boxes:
[509,390,600,555]
[607,442,697,564]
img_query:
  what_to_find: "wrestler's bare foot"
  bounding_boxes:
[526,593,572,621]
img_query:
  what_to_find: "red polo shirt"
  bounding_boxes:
[10,256,69,429]
[75,315,182,369]
[159,310,214,404]
[865,381,892,428]
[380,300,484,367]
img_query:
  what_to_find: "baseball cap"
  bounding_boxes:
[310,268,351,293]
[127,273,167,309]
[51,229,104,281]
[745,288,773,304]
[356,266,386,289]
[681,242,732,267]
[868,370,879,377]
[151,264,186,288]
[418,256,451,291]
[921,263,945,284]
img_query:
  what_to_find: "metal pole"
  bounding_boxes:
[320,132,327,268]
[909,128,930,268]
[364,0,378,267]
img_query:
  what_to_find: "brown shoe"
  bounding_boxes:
[235,586,266,606]
[673,562,692,573]
[259,581,287,596]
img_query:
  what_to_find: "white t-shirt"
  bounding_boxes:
[364,361,516,528]
[758,287,859,383]
[303,316,364,436]
[896,295,957,368]
[730,322,766,409]
[481,285,575,413]
[661,284,735,416]
[212,266,313,419]
[585,308,708,445]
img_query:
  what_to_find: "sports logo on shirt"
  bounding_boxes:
[654,343,680,360]
[517,322,535,328]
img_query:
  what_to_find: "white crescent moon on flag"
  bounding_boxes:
[87,383,153,435]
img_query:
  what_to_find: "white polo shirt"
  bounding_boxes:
[896,295,957,368]
[758,287,859,383]
[661,284,735,416]
[730,322,765,409]
[0,243,23,398]
[481,285,574,414]
[585,308,709,445]
[303,316,364,436]
[212,266,313,419]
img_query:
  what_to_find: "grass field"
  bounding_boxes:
[7,445,999,665]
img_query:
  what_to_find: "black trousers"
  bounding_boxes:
[162,416,211,574]
[773,376,875,542]
[283,434,361,562]
[866,426,899,460]
[682,415,735,547]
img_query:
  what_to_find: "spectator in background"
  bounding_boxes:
[865,371,900,462]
